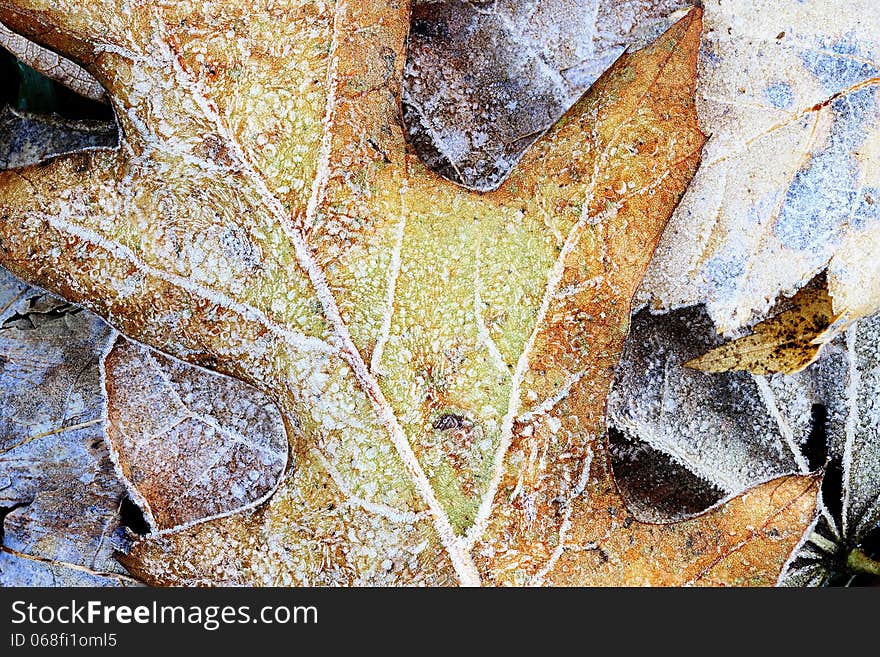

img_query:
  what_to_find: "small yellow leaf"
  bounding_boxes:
[685,276,840,376]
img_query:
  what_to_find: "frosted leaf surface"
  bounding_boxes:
[404,0,880,333]
[0,3,818,586]
[843,317,880,538]
[609,300,880,584]
[639,0,880,332]
[607,305,807,522]
[781,313,880,585]
[0,267,134,586]
[0,107,116,169]
[403,0,692,190]
[103,337,288,532]
[0,60,130,585]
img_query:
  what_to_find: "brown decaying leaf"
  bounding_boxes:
[103,337,289,533]
[0,2,817,586]
[685,274,840,376]
[469,12,818,586]
[0,259,290,584]
[0,82,283,573]
[404,0,880,372]
[608,293,880,584]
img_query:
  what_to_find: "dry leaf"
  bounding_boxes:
[103,336,288,533]
[0,78,131,586]
[640,0,880,334]
[464,7,815,587]
[404,0,880,359]
[0,20,107,103]
[0,261,291,584]
[685,274,840,375]
[608,299,880,585]
[0,267,136,586]
[0,3,818,586]
[403,0,692,190]
[0,106,116,169]
[607,304,811,523]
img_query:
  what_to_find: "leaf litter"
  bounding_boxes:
[0,0,860,584]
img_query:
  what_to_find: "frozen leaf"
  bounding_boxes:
[403,0,880,458]
[0,106,116,169]
[0,31,117,168]
[403,0,693,190]
[607,305,809,523]
[0,549,138,586]
[841,322,880,541]
[103,337,288,532]
[0,47,135,586]
[405,0,880,341]
[685,274,839,375]
[0,3,816,586]
[463,11,818,587]
[639,0,880,334]
[0,259,286,583]
[781,313,880,586]
[609,298,880,585]
[1,20,106,102]
[0,267,135,586]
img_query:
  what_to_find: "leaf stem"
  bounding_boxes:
[846,549,880,577]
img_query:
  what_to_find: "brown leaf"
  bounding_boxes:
[608,298,880,586]
[470,9,818,586]
[403,0,692,190]
[0,268,136,586]
[102,337,288,532]
[0,20,107,102]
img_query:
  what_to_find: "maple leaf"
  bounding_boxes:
[0,2,818,586]
[640,0,880,336]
